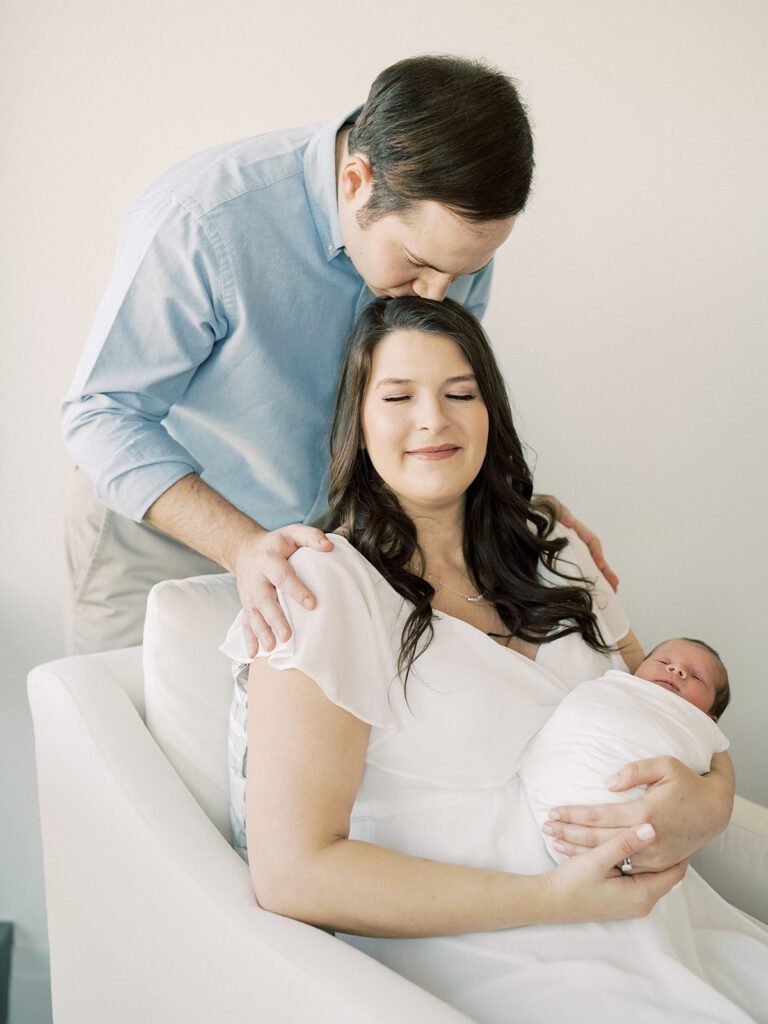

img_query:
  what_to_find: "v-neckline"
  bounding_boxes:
[433,606,543,665]
[331,533,550,667]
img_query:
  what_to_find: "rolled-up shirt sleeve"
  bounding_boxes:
[61,194,231,521]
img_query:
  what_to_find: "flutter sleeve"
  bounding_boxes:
[219,537,400,731]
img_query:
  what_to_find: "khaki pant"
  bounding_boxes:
[64,468,225,654]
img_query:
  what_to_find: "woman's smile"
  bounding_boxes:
[361,328,489,514]
[406,444,461,460]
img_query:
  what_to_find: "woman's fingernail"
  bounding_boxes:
[542,824,554,836]
[303,596,314,609]
[604,774,619,788]
[552,841,566,853]
[548,810,561,820]
[636,824,655,841]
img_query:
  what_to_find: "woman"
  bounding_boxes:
[222,297,767,1023]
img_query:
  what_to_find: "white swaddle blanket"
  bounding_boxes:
[520,668,729,864]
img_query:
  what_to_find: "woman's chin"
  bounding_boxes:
[392,490,467,519]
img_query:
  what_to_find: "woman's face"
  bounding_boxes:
[361,329,489,516]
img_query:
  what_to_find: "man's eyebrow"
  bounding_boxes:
[375,374,477,388]
[405,248,493,277]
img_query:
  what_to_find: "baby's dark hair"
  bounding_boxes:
[648,637,730,719]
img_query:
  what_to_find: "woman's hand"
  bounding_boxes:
[234,526,334,657]
[533,494,618,592]
[542,754,735,872]
[542,823,688,924]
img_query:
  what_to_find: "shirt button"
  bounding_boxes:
[327,244,335,253]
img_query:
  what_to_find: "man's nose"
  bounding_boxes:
[412,272,453,302]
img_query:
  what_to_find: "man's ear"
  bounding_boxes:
[339,154,374,205]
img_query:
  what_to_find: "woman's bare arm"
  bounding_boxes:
[616,628,645,673]
[245,660,685,937]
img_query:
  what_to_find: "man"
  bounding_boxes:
[63,54,609,656]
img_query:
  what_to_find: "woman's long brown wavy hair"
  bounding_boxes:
[328,296,610,683]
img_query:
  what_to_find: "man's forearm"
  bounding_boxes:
[144,473,265,572]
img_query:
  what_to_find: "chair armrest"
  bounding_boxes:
[691,794,768,924]
[27,660,471,1024]
[30,646,145,716]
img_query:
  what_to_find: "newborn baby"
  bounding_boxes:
[521,638,730,864]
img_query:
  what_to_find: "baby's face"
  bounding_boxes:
[634,639,726,716]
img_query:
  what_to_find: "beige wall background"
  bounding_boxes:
[1,1,766,1020]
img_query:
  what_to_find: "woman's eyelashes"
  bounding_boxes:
[381,392,478,403]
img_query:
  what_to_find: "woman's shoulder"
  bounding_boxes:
[286,535,408,638]
[220,533,403,686]
[545,522,597,577]
[541,523,631,648]
[290,533,397,603]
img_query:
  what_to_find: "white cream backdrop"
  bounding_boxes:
[1,1,766,1020]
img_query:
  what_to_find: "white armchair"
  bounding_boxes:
[28,574,768,1024]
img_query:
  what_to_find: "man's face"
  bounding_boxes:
[634,639,726,716]
[338,160,515,300]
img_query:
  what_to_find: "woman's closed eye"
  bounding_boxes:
[382,392,478,403]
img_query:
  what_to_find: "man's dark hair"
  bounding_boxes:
[348,55,534,227]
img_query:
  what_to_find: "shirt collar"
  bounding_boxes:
[303,106,362,262]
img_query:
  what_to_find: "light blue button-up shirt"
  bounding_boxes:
[62,111,494,528]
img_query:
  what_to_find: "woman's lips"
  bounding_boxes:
[406,445,460,461]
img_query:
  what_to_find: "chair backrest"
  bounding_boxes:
[143,573,241,840]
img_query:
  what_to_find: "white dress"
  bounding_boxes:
[221,529,768,1024]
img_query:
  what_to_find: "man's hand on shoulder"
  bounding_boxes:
[533,493,619,593]
[234,525,334,658]
[145,474,334,658]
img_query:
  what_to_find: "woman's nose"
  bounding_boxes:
[417,398,450,432]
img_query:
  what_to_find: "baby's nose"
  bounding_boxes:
[666,662,687,679]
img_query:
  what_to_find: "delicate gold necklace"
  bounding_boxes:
[424,572,487,604]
